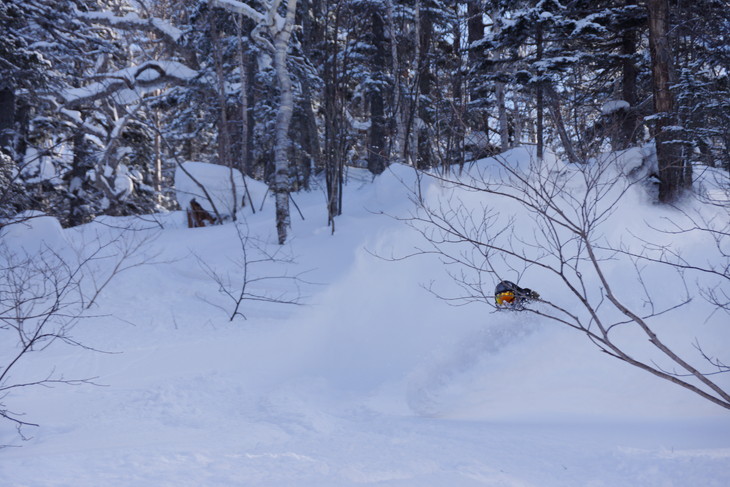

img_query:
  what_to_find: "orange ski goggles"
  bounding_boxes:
[495,291,515,306]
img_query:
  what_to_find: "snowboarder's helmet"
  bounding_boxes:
[495,281,518,295]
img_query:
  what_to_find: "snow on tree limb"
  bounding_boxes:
[78,10,183,43]
[77,9,199,69]
[208,0,274,51]
[208,0,265,24]
[62,61,198,108]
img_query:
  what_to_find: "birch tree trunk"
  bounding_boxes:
[210,0,298,243]
[271,2,296,243]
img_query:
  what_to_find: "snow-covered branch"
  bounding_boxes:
[208,0,264,24]
[77,9,199,69]
[78,10,183,44]
[407,148,730,410]
[62,61,198,108]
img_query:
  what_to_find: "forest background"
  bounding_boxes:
[1,0,728,241]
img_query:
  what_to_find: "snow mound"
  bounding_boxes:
[1,211,71,257]
[174,161,268,218]
[1,147,729,486]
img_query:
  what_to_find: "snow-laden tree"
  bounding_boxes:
[69,1,201,220]
[0,1,49,157]
[671,0,730,171]
[0,0,112,224]
[476,0,648,163]
[0,0,196,224]
[1,0,727,231]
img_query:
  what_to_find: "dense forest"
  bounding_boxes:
[1,0,728,242]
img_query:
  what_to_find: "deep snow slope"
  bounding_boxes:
[1,150,729,486]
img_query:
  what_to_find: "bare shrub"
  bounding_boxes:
[0,215,159,440]
[407,149,730,410]
[195,222,304,321]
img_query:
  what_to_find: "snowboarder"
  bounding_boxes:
[494,280,540,308]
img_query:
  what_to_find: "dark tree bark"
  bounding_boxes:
[0,88,15,153]
[210,17,237,221]
[467,0,486,141]
[545,85,578,164]
[467,0,484,65]
[68,130,90,227]
[620,2,639,149]
[450,1,466,168]
[536,22,544,160]
[368,10,387,175]
[417,2,433,169]
[298,0,323,186]
[245,51,257,177]
[323,0,346,230]
[647,0,691,202]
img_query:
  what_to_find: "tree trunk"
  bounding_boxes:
[496,82,509,152]
[545,85,579,164]
[323,1,345,231]
[272,5,296,244]
[647,0,690,202]
[0,88,15,153]
[490,3,509,152]
[154,109,163,202]
[235,15,251,178]
[68,130,89,227]
[416,0,433,169]
[211,17,237,221]
[620,1,639,149]
[450,1,465,169]
[245,50,257,177]
[467,0,486,141]
[536,22,544,160]
[210,0,298,242]
[299,0,322,186]
[386,0,407,164]
[467,1,484,65]
[368,10,387,175]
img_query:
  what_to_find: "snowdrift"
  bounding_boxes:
[174,161,268,219]
[1,148,728,486]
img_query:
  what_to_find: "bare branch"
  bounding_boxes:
[399,150,730,410]
[0,216,154,438]
[194,222,306,321]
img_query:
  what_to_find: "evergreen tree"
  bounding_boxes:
[672,0,730,170]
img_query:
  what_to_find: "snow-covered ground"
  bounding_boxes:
[1,148,729,486]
